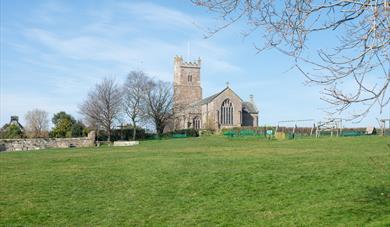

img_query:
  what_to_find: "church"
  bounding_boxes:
[172,56,259,131]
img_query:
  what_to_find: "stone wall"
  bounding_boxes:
[0,131,95,152]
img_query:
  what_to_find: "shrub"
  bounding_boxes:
[199,129,214,136]
[158,129,199,139]
[220,126,276,136]
[71,121,86,137]
[1,124,24,139]
[97,127,146,141]
[51,112,86,138]
[175,129,199,137]
[51,118,73,138]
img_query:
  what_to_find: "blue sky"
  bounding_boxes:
[1,0,388,128]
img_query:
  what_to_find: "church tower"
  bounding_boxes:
[173,56,202,112]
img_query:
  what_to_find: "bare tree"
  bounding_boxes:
[145,80,174,136]
[79,78,122,142]
[25,109,49,138]
[123,71,150,140]
[193,0,389,119]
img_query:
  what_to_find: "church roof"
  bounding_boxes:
[243,102,259,114]
[190,87,258,114]
[198,87,228,105]
[198,87,244,105]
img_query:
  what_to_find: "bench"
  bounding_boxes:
[223,131,236,137]
[342,131,362,137]
[239,130,255,136]
[172,134,187,138]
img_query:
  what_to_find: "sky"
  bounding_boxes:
[1,0,389,128]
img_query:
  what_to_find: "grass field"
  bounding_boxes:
[1,136,389,226]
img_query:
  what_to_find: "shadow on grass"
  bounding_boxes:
[364,185,390,206]
[353,185,390,223]
[324,185,390,224]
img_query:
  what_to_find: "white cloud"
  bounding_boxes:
[24,27,241,81]
[22,1,241,79]
[31,1,70,25]
[1,1,245,126]
[25,28,137,64]
[118,2,200,29]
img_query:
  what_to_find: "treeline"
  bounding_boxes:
[79,71,173,141]
[0,110,88,139]
[1,71,174,141]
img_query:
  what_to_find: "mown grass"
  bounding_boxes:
[1,136,389,226]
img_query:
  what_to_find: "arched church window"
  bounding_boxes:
[188,74,192,82]
[193,117,201,129]
[220,99,233,125]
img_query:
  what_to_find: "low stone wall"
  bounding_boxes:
[113,141,139,147]
[0,132,96,152]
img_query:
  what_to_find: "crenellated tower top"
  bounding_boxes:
[174,55,201,68]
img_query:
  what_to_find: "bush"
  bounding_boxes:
[1,124,24,139]
[97,127,146,141]
[71,121,86,137]
[220,127,275,136]
[173,129,199,137]
[199,129,214,136]
[51,112,86,138]
[158,129,199,139]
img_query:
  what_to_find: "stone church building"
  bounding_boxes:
[173,56,259,131]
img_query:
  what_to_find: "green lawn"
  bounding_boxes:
[1,136,389,226]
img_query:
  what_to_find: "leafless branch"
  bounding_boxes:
[79,78,122,141]
[24,109,49,138]
[122,71,150,140]
[193,0,390,119]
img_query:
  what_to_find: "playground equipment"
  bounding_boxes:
[379,119,390,136]
[275,119,316,139]
[315,118,343,137]
[275,118,344,139]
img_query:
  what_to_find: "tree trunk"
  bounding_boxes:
[107,129,111,142]
[156,121,165,137]
[132,120,137,141]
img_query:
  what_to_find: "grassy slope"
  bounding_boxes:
[1,136,389,226]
